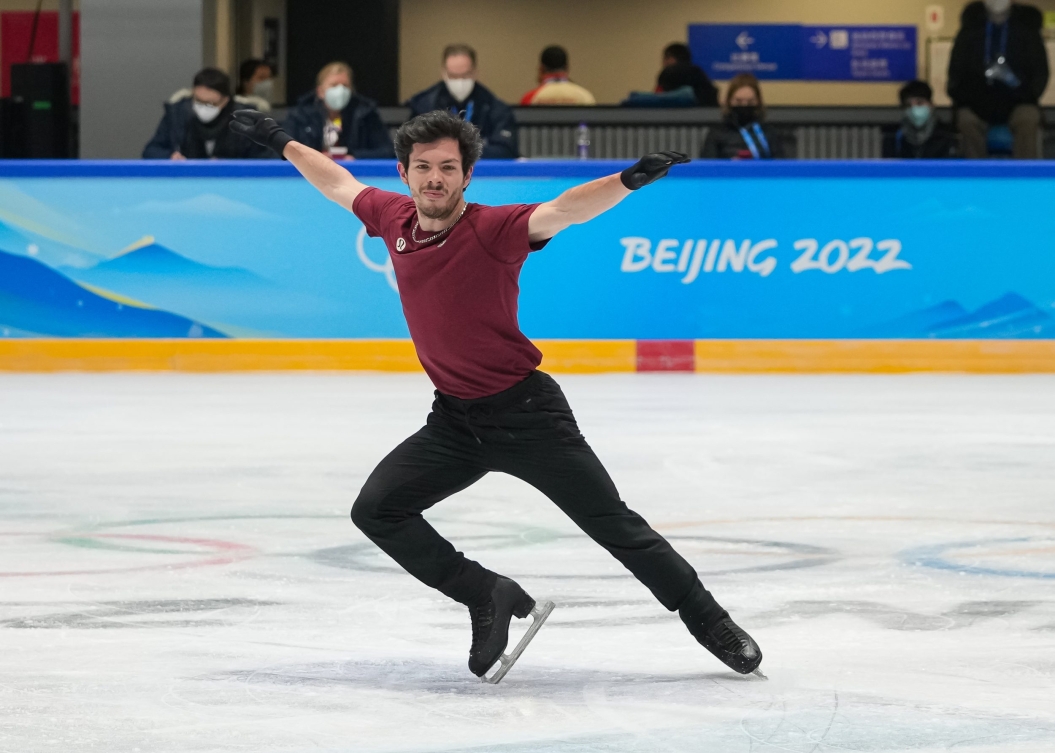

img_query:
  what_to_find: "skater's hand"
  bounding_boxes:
[229,110,293,158]
[620,151,691,190]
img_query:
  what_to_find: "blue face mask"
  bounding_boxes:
[906,104,932,128]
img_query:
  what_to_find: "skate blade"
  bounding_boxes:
[752,668,768,680]
[482,601,555,685]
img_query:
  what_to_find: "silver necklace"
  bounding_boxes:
[412,202,468,245]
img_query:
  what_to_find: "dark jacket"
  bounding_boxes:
[701,117,787,159]
[283,90,393,158]
[657,63,719,107]
[882,121,958,159]
[405,81,518,159]
[948,1,1048,123]
[143,96,265,159]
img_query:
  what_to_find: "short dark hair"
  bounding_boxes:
[239,58,266,85]
[663,43,692,64]
[540,45,568,72]
[898,79,933,105]
[394,110,484,174]
[442,43,477,67]
[193,67,231,98]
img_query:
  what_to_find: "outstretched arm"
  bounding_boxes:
[528,151,690,243]
[230,110,368,212]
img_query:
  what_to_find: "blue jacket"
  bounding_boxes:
[283,90,393,159]
[404,81,518,160]
[143,95,267,159]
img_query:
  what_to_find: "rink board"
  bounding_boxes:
[1,338,1053,373]
[0,160,1053,372]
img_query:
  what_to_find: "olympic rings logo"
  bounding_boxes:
[356,226,399,292]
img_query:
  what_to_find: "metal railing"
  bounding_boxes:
[369,106,1054,160]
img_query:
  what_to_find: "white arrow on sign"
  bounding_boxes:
[810,31,828,48]
[735,31,755,50]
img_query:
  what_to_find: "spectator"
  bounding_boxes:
[143,68,264,160]
[948,0,1048,159]
[283,61,392,159]
[700,73,786,159]
[237,58,274,111]
[520,45,596,106]
[883,80,958,159]
[657,42,718,107]
[405,44,518,159]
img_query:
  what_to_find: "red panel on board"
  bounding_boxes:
[636,340,696,372]
[1,11,80,104]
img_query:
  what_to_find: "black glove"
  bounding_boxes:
[620,151,691,190]
[229,110,294,158]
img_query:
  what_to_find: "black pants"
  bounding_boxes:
[351,371,701,610]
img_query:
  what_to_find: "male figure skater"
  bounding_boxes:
[231,109,763,682]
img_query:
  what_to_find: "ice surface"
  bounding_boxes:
[1,372,1053,753]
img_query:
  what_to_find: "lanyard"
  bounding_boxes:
[985,21,1008,64]
[738,123,772,159]
[449,100,474,123]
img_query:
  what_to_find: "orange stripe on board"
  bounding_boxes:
[0,339,422,372]
[0,339,1053,373]
[694,339,1055,373]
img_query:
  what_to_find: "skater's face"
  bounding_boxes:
[399,138,473,221]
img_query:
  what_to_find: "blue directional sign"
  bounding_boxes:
[801,26,917,81]
[689,24,918,82]
[688,24,802,80]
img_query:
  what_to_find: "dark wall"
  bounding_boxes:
[286,0,399,106]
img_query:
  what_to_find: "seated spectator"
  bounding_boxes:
[700,74,786,159]
[948,0,1048,158]
[237,58,274,111]
[658,43,718,107]
[883,80,957,159]
[520,45,596,106]
[283,61,392,159]
[143,68,265,160]
[405,44,518,159]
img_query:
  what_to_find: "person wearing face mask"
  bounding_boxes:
[948,0,1048,158]
[883,80,957,159]
[142,68,265,160]
[405,44,518,159]
[283,61,392,160]
[236,58,275,112]
[700,74,786,160]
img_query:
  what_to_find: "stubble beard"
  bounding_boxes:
[415,185,464,222]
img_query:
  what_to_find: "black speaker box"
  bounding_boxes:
[10,62,71,158]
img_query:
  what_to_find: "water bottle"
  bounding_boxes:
[576,122,590,160]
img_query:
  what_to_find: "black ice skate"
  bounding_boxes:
[468,576,555,684]
[683,613,765,678]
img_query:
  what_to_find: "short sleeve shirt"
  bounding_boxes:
[352,187,548,399]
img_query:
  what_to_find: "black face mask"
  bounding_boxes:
[731,105,760,128]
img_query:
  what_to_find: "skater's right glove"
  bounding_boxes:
[620,151,691,190]
[229,110,294,158]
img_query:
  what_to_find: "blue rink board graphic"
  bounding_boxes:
[0,160,1052,340]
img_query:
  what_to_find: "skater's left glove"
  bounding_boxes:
[620,151,691,190]
[230,110,294,158]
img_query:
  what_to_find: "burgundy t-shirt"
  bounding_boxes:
[352,187,549,399]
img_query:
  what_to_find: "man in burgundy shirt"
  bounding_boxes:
[231,109,763,683]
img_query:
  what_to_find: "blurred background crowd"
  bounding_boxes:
[1,0,1053,161]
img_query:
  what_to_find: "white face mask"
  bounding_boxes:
[985,0,1011,15]
[443,76,475,103]
[324,84,352,111]
[251,78,274,103]
[193,101,222,124]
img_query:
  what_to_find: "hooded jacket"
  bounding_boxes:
[283,90,393,159]
[143,93,267,159]
[405,81,518,159]
[947,1,1048,123]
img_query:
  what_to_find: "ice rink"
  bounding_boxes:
[1,372,1053,753]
